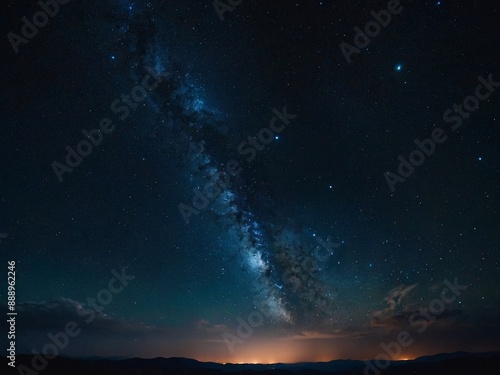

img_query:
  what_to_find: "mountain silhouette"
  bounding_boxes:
[4,351,499,374]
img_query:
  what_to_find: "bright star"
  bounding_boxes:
[275,135,279,140]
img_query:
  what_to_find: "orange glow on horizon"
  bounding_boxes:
[398,355,416,361]
[213,340,306,364]
[175,336,427,364]
[180,350,421,365]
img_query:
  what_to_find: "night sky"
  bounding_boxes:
[1,0,499,365]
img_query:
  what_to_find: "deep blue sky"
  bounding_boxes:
[0,0,499,363]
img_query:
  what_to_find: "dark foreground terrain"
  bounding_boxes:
[4,352,500,375]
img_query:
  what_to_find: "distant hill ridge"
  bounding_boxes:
[3,351,499,374]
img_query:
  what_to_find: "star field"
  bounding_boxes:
[0,0,499,364]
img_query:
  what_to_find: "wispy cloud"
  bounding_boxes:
[372,283,418,325]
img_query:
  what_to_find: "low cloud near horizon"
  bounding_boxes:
[2,297,500,363]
